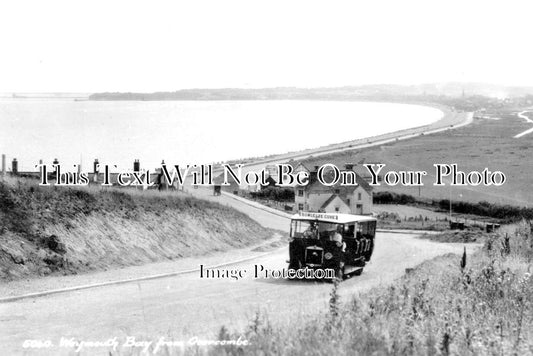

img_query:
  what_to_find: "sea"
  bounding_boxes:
[0,99,443,172]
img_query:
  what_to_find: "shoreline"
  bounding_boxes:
[2,100,465,174]
[219,101,471,172]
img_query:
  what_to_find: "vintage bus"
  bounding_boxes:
[287,211,377,280]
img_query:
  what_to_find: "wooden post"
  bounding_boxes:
[1,154,5,176]
[93,159,99,183]
[12,158,18,175]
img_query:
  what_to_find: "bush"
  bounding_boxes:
[438,199,533,223]
[373,191,416,205]
[374,190,533,223]
[249,187,294,202]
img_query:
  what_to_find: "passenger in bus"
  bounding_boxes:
[303,223,318,239]
[331,226,346,252]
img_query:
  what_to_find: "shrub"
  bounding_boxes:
[373,191,416,204]
[374,190,533,223]
[249,187,294,202]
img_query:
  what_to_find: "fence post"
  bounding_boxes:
[93,159,99,183]
[12,158,18,175]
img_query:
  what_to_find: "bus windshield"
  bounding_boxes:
[290,220,343,239]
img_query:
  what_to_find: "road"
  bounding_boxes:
[0,110,475,355]
[0,187,479,355]
[514,110,533,138]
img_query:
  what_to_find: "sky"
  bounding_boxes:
[0,0,532,92]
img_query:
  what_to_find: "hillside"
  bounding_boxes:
[88,84,533,102]
[0,177,274,281]
[88,86,533,114]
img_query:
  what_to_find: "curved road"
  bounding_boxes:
[0,187,478,355]
[514,110,533,138]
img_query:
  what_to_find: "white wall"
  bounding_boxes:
[322,196,351,214]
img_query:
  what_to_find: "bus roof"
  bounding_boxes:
[290,211,376,224]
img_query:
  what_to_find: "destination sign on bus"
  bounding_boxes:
[298,212,339,220]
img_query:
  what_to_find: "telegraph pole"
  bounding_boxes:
[449,183,452,221]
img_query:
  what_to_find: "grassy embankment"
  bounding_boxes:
[0,177,275,281]
[209,222,533,356]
